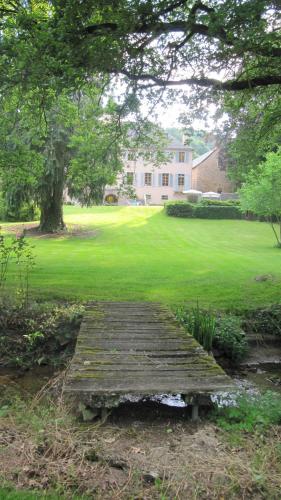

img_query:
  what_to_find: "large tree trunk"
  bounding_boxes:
[39,131,67,233]
[39,190,65,233]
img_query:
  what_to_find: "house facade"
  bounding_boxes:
[192,148,234,194]
[104,139,193,205]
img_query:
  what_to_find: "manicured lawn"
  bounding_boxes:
[2,205,281,308]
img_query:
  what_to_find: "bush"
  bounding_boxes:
[193,204,242,219]
[200,199,240,207]
[165,200,242,219]
[243,304,281,336]
[214,315,248,362]
[165,201,194,217]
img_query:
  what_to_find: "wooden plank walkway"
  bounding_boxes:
[65,302,233,412]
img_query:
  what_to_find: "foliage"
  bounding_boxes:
[0,231,35,309]
[0,302,84,368]
[165,127,215,157]
[239,148,281,247]
[176,305,216,352]
[165,201,242,219]
[165,201,194,218]
[193,204,242,220]
[213,391,281,432]
[0,1,279,96]
[0,192,39,222]
[243,304,281,337]
[200,199,240,207]
[176,306,247,361]
[214,315,248,363]
[219,89,281,184]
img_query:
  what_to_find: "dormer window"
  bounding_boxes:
[179,151,185,162]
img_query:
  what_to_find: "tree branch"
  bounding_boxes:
[119,70,281,91]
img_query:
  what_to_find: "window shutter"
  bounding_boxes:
[185,151,189,163]
[174,174,179,191]
[134,173,138,186]
[184,174,190,190]
[158,173,162,186]
[152,173,156,187]
[140,173,144,187]
[176,151,180,162]
[169,174,173,187]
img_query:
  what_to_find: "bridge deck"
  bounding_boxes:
[65,302,233,407]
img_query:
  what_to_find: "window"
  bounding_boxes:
[162,173,169,186]
[178,174,185,186]
[144,173,152,186]
[126,172,134,185]
[128,152,136,161]
[161,195,168,200]
[179,151,185,162]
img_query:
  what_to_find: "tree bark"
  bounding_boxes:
[39,133,67,233]
[39,191,65,233]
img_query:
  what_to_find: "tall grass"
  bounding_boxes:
[176,303,216,351]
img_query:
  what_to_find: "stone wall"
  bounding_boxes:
[192,149,234,193]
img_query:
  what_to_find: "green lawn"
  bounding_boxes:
[3,205,281,309]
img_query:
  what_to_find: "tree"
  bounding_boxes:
[211,87,281,184]
[0,1,280,95]
[0,86,167,231]
[239,148,281,247]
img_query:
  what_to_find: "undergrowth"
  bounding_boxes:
[176,305,248,362]
[213,391,281,432]
[0,302,84,368]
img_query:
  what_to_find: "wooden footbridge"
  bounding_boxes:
[65,302,234,419]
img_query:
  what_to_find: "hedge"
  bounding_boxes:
[200,199,240,207]
[165,201,194,217]
[165,201,242,219]
[193,204,242,219]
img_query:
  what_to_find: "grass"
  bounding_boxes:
[2,205,281,308]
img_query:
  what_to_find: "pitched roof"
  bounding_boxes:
[192,148,217,168]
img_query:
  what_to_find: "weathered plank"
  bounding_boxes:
[64,302,234,406]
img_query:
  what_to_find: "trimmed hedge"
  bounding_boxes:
[165,201,194,217]
[165,201,242,219]
[201,199,240,207]
[193,204,242,219]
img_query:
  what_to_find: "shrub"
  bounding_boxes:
[165,200,242,219]
[214,315,248,362]
[213,391,281,432]
[165,201,194,217]
[193,204,242,219]
[200,199,240,207]
[243,304,281,336]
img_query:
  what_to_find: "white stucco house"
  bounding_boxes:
[104,138,193,205]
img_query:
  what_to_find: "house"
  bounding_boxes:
[104,138,193,205]
[191,148,234,194]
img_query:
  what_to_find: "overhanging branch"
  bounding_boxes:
[119,70,281,91]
